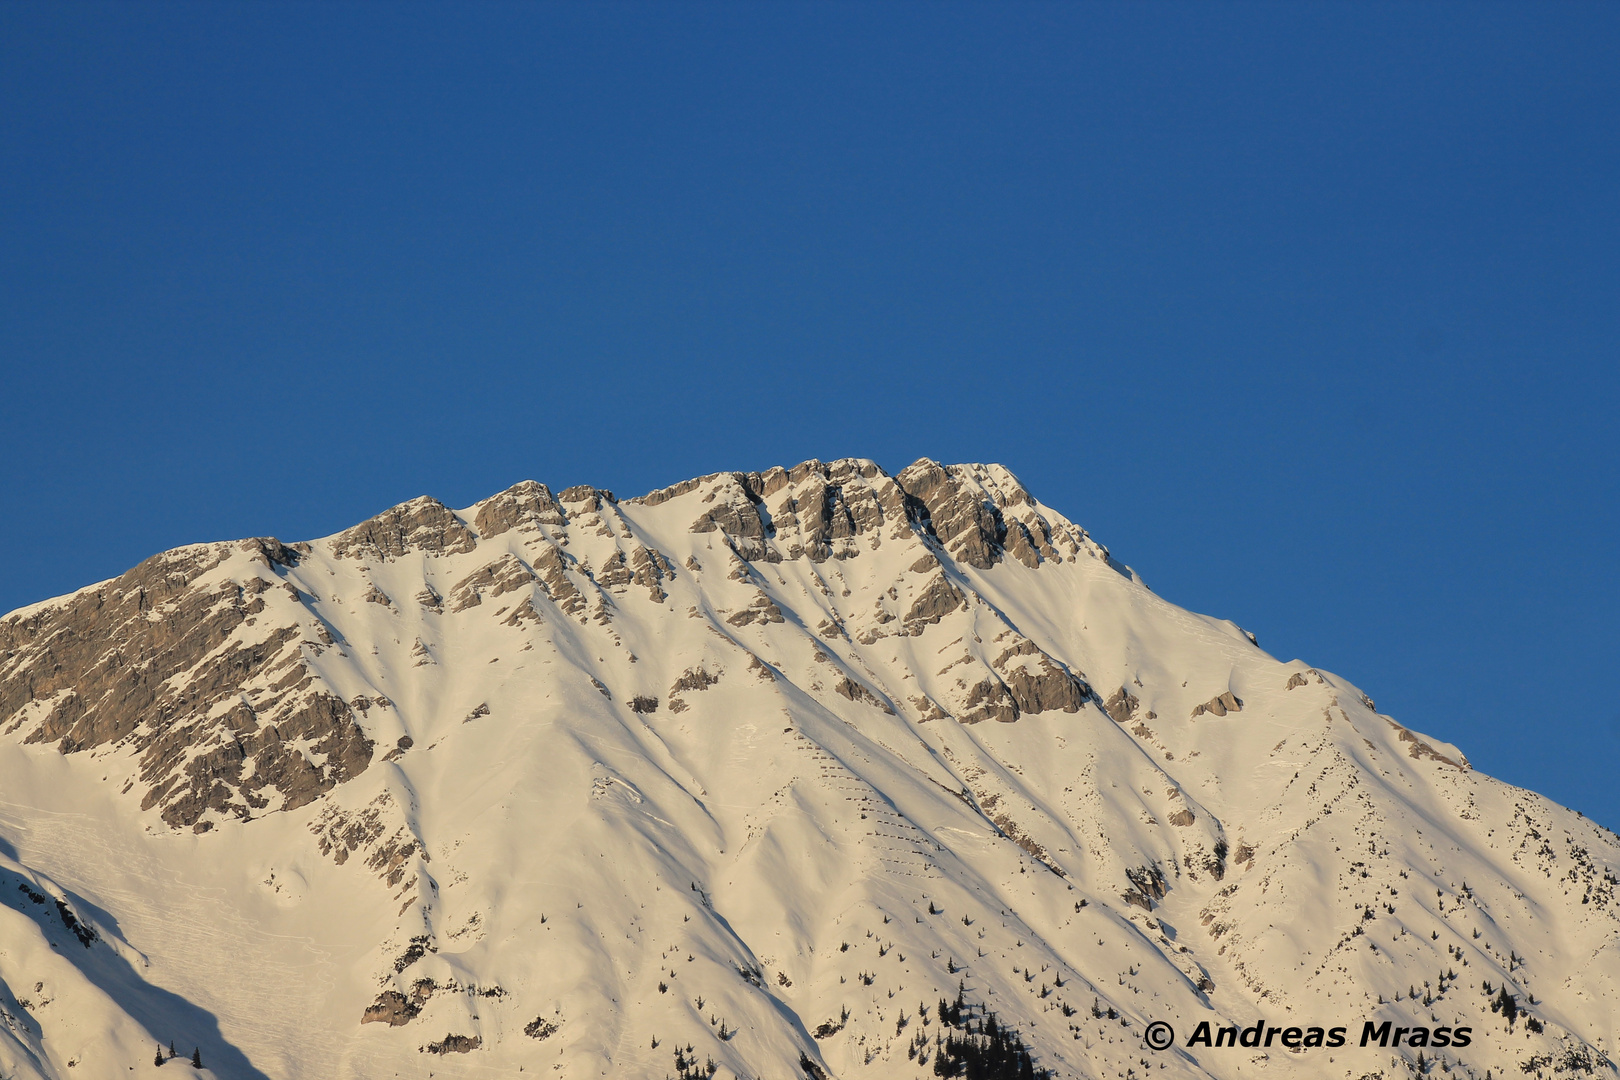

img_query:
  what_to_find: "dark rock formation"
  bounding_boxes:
[896,460,1005,570]
[1190,692,1242,718]
[331,497,477,562]
[689,476,771,561]
[832,677,894,714]
[530,543,587,616]
[904,574,965,632]
[0,541,372,830]
[669,667,720,695]
[1123,864,1168,911]
[424,1033,481,1054]
[362,979,434,1027]
[473,480,567,538]
[958,639,1093,724]
[448,555,537,612]
[1102,688,1139,724]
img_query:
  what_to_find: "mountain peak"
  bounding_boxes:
[0,459,1612,1080]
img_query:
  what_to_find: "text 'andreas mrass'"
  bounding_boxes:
[1151,1019,1474,1051]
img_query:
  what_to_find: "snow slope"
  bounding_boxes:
[0,458,1614,1080]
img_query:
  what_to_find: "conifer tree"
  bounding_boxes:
[191,1047,203,1069]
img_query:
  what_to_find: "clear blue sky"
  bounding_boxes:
[3,3,1616,826]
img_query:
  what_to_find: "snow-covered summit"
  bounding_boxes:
[0,459,1614,1080]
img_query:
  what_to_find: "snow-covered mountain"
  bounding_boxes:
[0,458,1614,1080]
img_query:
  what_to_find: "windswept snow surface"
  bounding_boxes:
[0,459,1615,1080]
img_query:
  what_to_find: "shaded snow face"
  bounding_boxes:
[0,456,1614,1080]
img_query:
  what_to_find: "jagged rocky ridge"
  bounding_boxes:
[0,458,1614,1080]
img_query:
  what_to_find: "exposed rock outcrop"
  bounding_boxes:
[1191,692,1242,718]
[957,638,1093,724]
[331,497,477,562]
[0,542,372,830]
[424,1033,481,1054]
[448,554,537,612]
[896,460,1006,570]
[1103,687,1140,724]
[903,573,965,632]
[363,979,434,1026]
[473,480,567,538]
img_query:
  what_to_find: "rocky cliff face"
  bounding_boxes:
[0,458,1614,1080]
[0,538,372,830]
